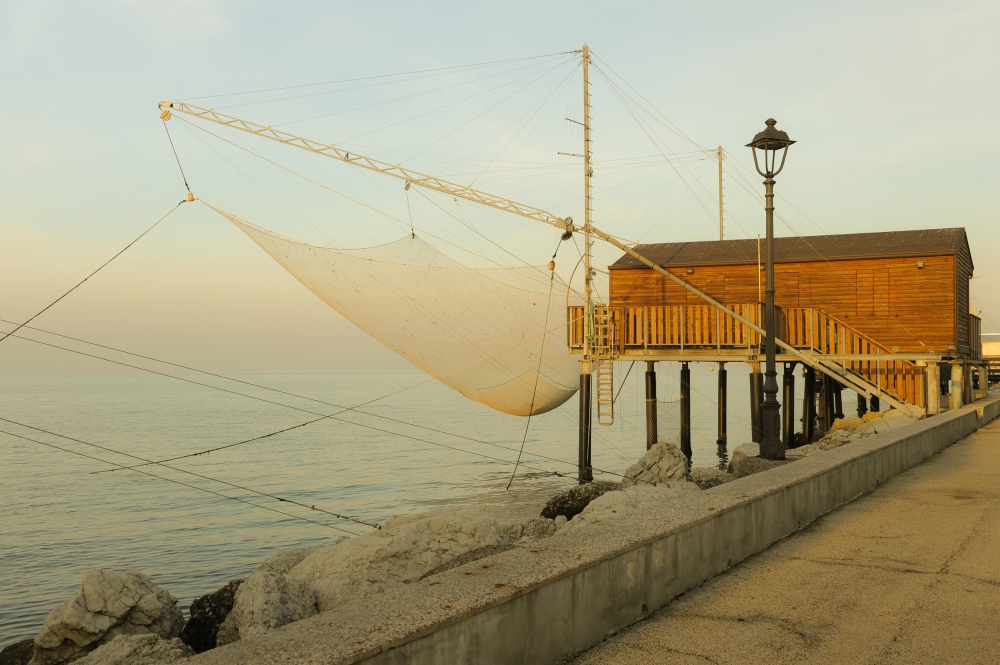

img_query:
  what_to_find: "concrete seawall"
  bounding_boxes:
[193,397,1000,665]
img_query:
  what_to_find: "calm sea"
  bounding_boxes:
[0,366,753,645]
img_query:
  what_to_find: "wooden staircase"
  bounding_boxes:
[782,307,926,415]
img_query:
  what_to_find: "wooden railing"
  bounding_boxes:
[970,313,982,359]
[568,304,770,353]
[782,308,925,408]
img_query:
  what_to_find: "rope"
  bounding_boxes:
[162,120,191,195]
[506,236,562,490]
[0,202,184,346]
[0,427,362,535]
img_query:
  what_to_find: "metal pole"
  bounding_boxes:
[760,172,784,459]
[578,44,594,484]
[718,146,724,241]
[802,365,816,443]
[782,363,795,449]
[680,362,692,459]
[645,361,657,450]
[578,373,592,483]
[717,362,727,446]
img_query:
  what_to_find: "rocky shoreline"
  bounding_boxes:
[1,409,916,665]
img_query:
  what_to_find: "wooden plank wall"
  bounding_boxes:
[956,249,973,355]
[609,255,957,353]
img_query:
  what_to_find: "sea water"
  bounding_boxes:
[0,365,754,644]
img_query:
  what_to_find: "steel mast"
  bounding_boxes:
[578,43,595,483]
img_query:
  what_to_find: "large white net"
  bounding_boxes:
[214,208,582,416]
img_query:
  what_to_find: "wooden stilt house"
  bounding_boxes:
[569,228,985,419]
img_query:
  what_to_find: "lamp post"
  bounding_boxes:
[747,119,795,460]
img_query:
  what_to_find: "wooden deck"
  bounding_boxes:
[568,304,941,408]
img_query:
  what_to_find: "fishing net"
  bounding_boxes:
[212,208,582,416]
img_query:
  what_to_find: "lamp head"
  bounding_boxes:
[747,118,795,177]
[747,119,795,152]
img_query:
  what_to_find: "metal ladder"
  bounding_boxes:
[592,307,615,426]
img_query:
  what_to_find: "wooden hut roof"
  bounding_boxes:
[611,228,972,271]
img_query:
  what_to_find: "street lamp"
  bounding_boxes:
[747,118,795,460]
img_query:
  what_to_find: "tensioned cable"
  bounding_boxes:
[3,327,622,479]
[0,202,185,346]
[273,55,574,127]
[0,427,361,535]
[162,121,192,195]
[400,57,576,166]
[0,415,379,529]
[339,57,575,144]
[507,239,562,490]
[180,51,578,102]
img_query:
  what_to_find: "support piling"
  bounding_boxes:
[782,363,795,448]
[717,362,727,447]
[680,362,692,459]
[645,361,657,450]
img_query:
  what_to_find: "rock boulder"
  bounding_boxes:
[731,456,792,479]
[621,443,688,487]
[216,570,317,645]
[726,442,759,473]
[31,570,184,665]
[562,482,704,531]
[0,639,33,665]
[71,634,192,665]
[179,579,243,653]
[690,467,733,490]
[540,481,620,520]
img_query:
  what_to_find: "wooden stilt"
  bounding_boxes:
[802,365,816,443]
[717,362,727,447]
[833,380,844,420]
[782,363,795,448]
[680,362,692,459]
[857,392,868,418]
[749,366,763,444]
[645,361,657,450]
[578,371,592,483]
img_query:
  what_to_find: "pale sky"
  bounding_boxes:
[2,0,998,373]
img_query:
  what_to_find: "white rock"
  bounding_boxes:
[553,515,568,530]
[31,570,184,665]
[291,505,508,613]
[562,482,702,531]
[690,467,733,489]
[727,442,759,473]
[785,443,820,459]
[520,517,557,540]
[71,634,193,665]
[216,569,318,645]
[622,442,688,487]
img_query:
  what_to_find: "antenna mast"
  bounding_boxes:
[718,145,724,241]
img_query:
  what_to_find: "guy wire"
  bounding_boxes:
[506,236,562,490]
[0,427,361,536]
[0,202,184,346]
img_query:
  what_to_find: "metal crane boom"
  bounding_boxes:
[157,100,914,412]
[158,101,572,232]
